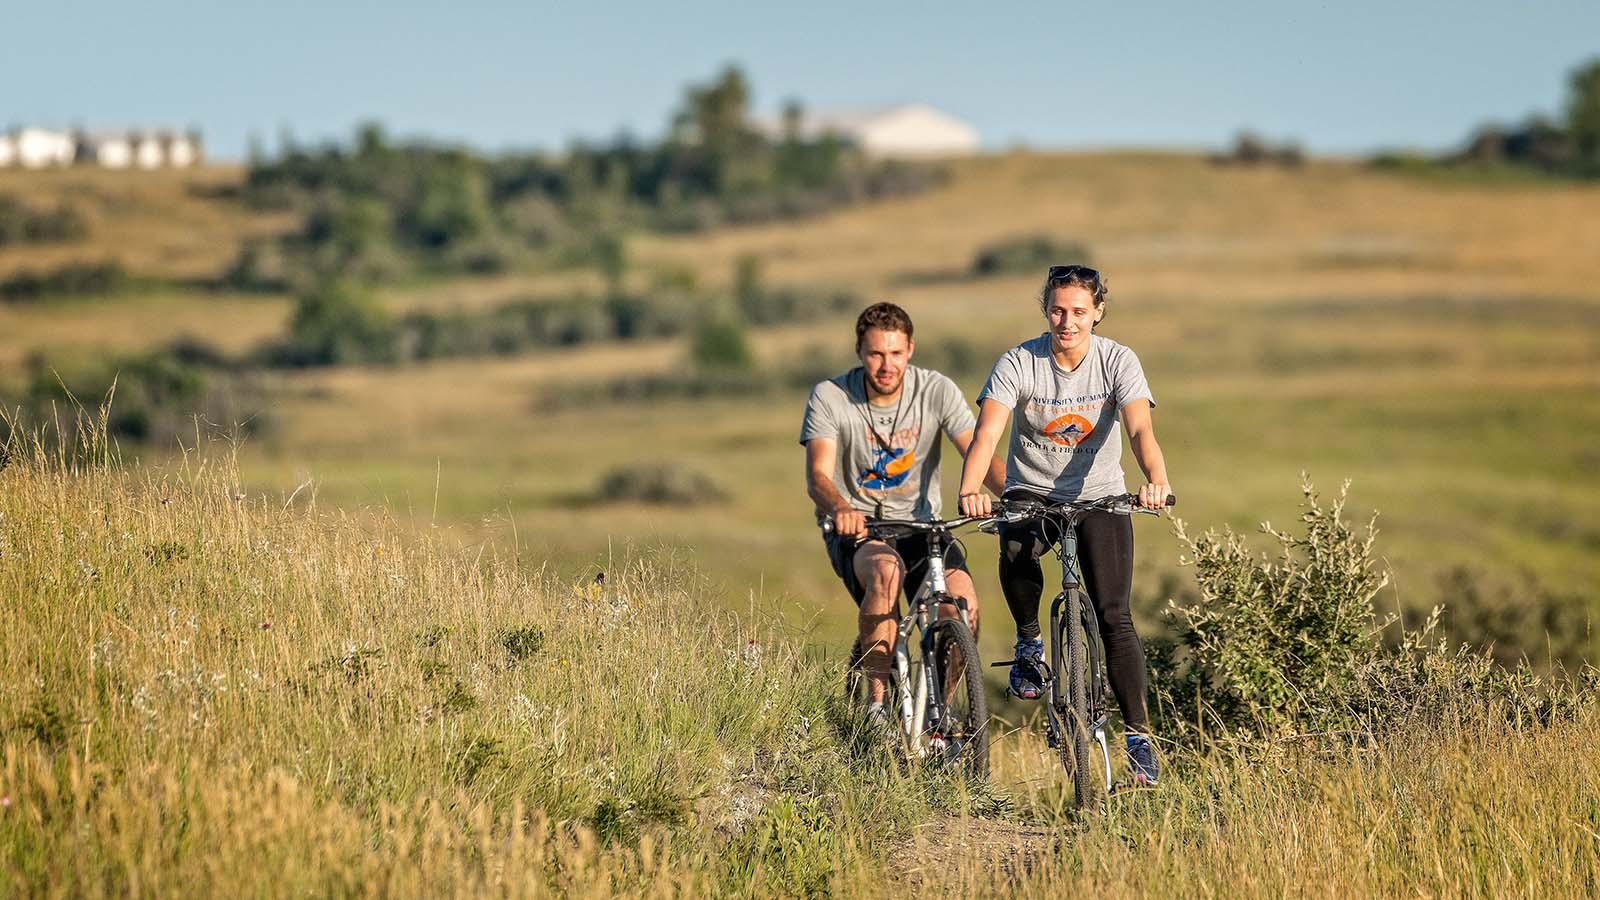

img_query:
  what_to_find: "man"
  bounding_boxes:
[800,302,1006,719]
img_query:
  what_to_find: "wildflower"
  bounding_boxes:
[1,794,10,809]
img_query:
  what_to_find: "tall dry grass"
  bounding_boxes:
[0,421,986,897]
[2,420,1596,897]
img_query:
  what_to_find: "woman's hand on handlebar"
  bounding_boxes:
[959,492,992,517]
[831,506,867,539]
[1136,481,1174,510]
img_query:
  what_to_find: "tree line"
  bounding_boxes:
[229,66,945,290]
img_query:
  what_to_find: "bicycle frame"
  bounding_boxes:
[1042,523,1114,790]
[890,531,973,754]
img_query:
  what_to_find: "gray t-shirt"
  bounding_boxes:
[977,334,1155,502]
[799,366,977,520]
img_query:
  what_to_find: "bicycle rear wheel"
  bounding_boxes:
[1052,588,1100,809]
[928,616,989,779]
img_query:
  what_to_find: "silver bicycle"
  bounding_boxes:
[834,515,993,778]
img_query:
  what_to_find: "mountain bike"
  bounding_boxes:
[832,514,993,778]
[989,493,1174,809]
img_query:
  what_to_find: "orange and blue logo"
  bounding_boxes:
[859,447,916,490]
[1042,414,1094,447]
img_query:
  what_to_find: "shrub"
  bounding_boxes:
[269,280,395,366]
[1154,478,1391,738]
[0,261,130,303]
[1152,477,1593,742]
[970,235,1091,277]
[592,464,728,506]
[0,193,90,246]
[690,317,754,370]
[7,351,268,448]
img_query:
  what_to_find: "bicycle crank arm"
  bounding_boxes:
[1094,726,1113,789]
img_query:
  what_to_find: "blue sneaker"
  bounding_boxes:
[1008,636,1046,699]
[1126,734,1160,786]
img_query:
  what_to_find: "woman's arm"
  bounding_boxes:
[1120,399,1172,509]
[957,398,1012,516]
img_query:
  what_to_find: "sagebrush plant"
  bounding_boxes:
[1153,476,1594,742]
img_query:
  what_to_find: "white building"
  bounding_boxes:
[783,104,981,158]
[75,129,204,169]
[1,128,77,168]
[77,131,134,168]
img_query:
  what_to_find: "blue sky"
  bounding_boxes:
[7,1,1598,159]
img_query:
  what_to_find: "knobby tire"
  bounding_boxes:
[1054,589,1100,809]
[928,615,989,779]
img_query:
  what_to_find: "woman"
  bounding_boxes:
[957,264,1171,786]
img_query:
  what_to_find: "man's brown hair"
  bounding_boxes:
[854,302,914,351]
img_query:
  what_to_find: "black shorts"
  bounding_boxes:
[822,529,970,606]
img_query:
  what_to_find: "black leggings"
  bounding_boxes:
[998,502,1150,732]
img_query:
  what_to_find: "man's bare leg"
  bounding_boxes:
[852,541,904,705]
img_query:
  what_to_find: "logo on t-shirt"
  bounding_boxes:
[858,446,916,490]
[1042,414,1095,448]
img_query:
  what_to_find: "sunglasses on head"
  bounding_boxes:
[1047,264,1101,281]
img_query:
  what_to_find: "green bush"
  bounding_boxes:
[6,351,267,448]
[0,193,89,246]
[1152,477,1592,742]
[0,261,130,303]
[592,464,728,506]
[970,235,1091,278]
[268,280,395,366]
[690,317,754,370]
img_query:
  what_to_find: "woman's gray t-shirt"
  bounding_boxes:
[977,334,1154,502]
[798,366,977,520]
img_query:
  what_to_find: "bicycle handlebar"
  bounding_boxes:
[818,493,1175,538]
[819,512,999,539]
[994,492,1176,521]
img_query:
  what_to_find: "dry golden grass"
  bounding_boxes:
[3,432,1596,897]
[0,165,293,281]
[3,152,1598,658]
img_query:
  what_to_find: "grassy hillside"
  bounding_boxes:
[3,441,1596,896]
[2,154,1597,669]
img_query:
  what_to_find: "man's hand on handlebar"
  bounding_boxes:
[1137,482,1174,510]
[958,492,992,517]
[831,505,867,539]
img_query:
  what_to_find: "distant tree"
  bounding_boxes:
[690,316,753,370]
[591,233,628,297]
[284,280,394,365]
[1567,58,1600,174]
[405,156,493,249]
[733,253,764,319]
[355,121,390,159]
[688,65,753,148]
[781,99,805,142]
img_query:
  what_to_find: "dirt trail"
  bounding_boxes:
[891,816,1059,888]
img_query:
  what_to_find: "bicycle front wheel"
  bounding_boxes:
[1052,588,1100,809]
[844,638,868,708]
[928,616,989,779]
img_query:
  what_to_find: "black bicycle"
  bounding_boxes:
[831,514,993,778]
[989,493,1174,808]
